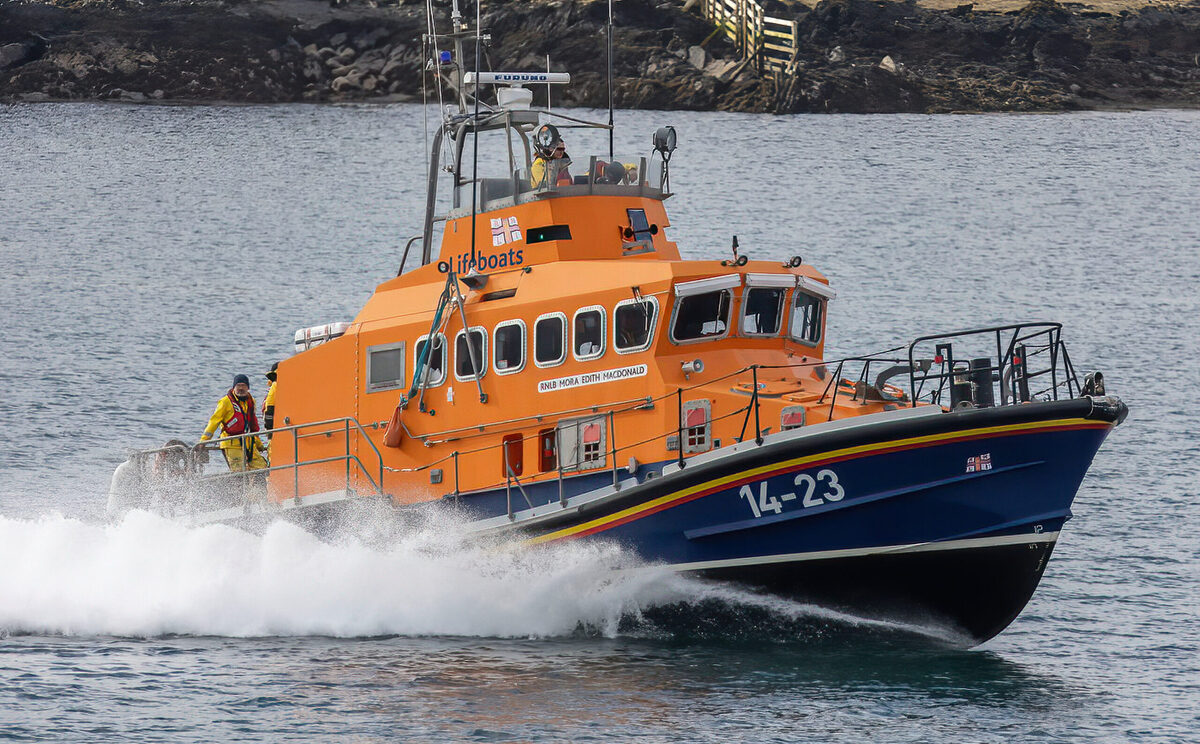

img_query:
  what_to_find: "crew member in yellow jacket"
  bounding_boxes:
[263,362,279,436]
[200,374,267,472]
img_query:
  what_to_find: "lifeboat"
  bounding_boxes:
[109,13,1127,645]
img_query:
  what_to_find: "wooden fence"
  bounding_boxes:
[699,0,800,74]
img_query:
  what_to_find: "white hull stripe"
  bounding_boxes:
[667,531,1061,573]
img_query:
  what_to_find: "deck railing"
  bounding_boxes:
[126,416,385,514]
[127,326,1088,520]
[383,324,1089,514]
[906,323,1082,409]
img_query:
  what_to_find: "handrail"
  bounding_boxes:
[130,415,387,502]
[132,325,1090,515]
[906,323,1079,408]
[396,322,1088,501]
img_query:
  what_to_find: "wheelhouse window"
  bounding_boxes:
[626,208,654,244]
[414,333,446,388]
[671,290,732,343]
[366,342,405,393]
[573,306,605,361]
[454,327,487,380]
[790,292,824,345]
[494,320,526,375]
[741,287,786,336]
[614,298,657,353]
[534,312,566,367]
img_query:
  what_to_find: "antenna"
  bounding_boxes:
[546,54,552,113]
[468,0,482,272]
[607,0,614,159]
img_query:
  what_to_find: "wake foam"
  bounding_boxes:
[0,511,955,642]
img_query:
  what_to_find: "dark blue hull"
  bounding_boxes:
[492,396,1126,643]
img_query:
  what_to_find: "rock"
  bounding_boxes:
[687,45,707,69]
[329,32,348,47]
[1,43,30,70]
[361,75,378,91]
[331,72,363,92]
[120,90,146,101]
[330,64,355,77]
[20,91,51,102]
[704,58,738,79]
[152,89,164,99]
[1032,32,1091,66]
[380,59,404,78]
[267,48,281,62]
[303,58,325,81]
[828,46,845,63]
[879,55,898,73]
[356,57,386,74]
[302,44,320,57]
[353,27,390,50]
[53,51,96,79]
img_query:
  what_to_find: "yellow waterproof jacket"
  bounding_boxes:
[201,392,262,451]
[531,155,571,188]
[263,382,276,413]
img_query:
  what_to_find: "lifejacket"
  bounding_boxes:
[532,155,573,187]
[223,391,259,437]
[555,165,572,186]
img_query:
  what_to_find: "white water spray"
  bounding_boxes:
[0,510,951,641]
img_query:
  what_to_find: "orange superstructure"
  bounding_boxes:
[268,177,898,506]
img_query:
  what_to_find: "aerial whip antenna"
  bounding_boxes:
[607,0,614,159]
[467,0,482,273]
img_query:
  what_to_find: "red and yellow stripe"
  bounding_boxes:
[525,417,1110,545]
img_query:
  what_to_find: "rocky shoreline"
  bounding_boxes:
[2,0,1199,113]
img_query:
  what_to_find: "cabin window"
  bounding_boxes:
[682,400,712,454]
[626,209,654,243]
[454,327,487,380]
[414,333,447,388]
[502,433,524,478]
[365,342,405,393]
[557,416,606,472]
[789,292,824,346]
[741,287,786,336]
[614,298,658,353]
[538,428,557,472]
[534,312,567,367]
[671,290,732,343]
[494,320,526,375]
[573,306,605,361]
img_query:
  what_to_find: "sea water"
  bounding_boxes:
[0,103,1197,742]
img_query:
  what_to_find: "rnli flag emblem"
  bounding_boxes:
[491,216,522,246]
[965,453,994,473]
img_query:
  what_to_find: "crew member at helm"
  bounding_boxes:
[531,137,572,188]
[263,362,279,438]
[199,374,267,473]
